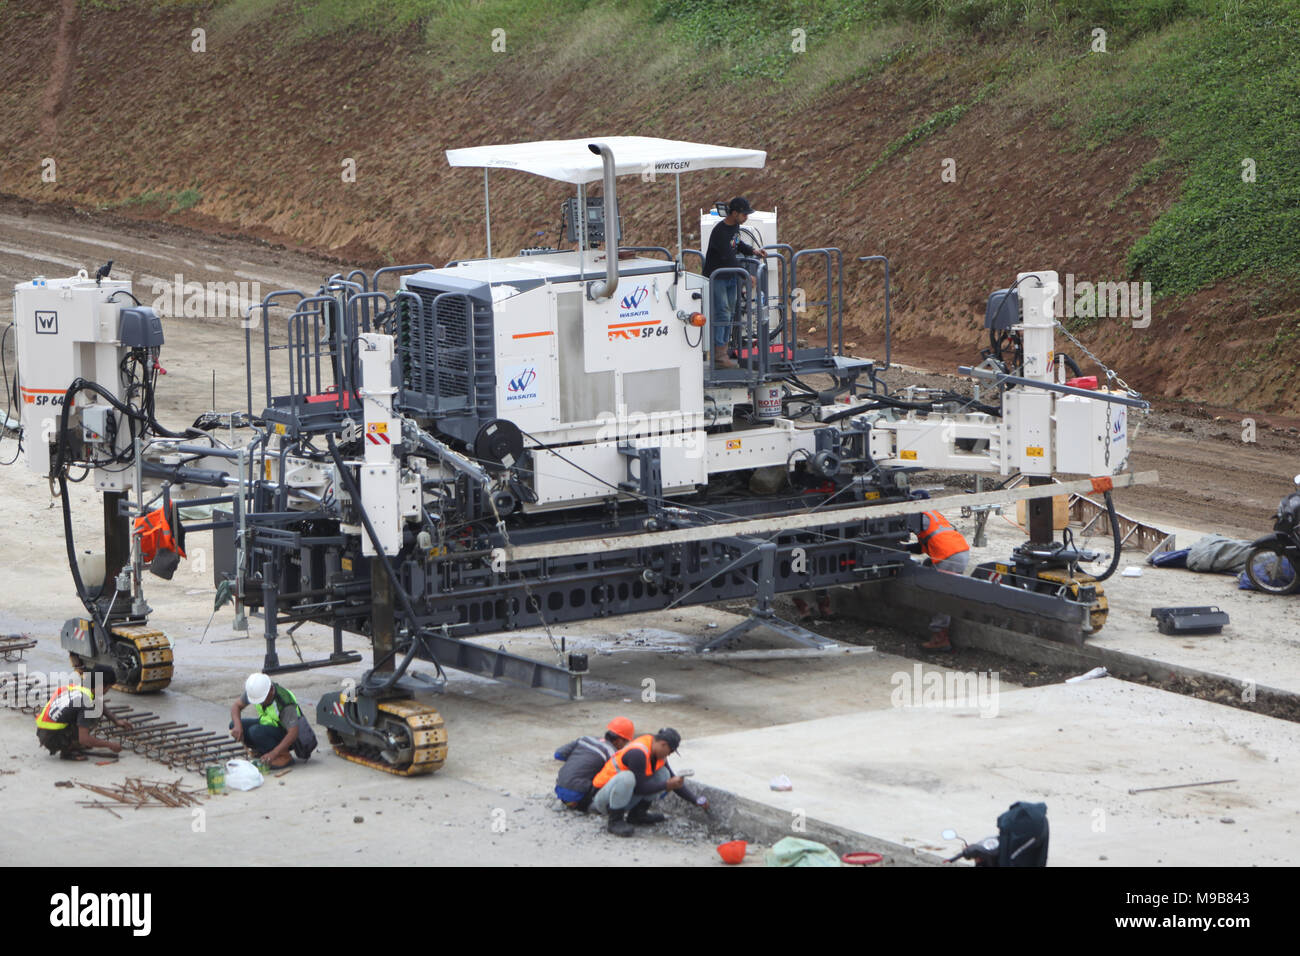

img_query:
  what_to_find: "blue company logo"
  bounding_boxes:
[620,286,649,311]
[1112,410,1126,443]
[507,368,537,393]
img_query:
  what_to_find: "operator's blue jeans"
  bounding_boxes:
[710,277,740,351]
[238,717,285,756]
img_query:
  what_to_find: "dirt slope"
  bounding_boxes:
[1,0,1297,414]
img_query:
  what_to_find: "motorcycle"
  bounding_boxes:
[941,828,1001,866]
[1244,475,1300,595]
[941,801,1050,866]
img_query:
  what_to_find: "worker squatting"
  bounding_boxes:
[32,666,315,767]
[553,718,710,837]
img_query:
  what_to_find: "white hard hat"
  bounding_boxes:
[245,672,272,705]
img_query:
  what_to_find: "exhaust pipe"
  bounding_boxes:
[587,142,619,301]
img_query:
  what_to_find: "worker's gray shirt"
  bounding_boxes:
[554,735,614,793]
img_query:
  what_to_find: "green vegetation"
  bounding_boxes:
[1077,7,1300,295]
[117,188,202,213]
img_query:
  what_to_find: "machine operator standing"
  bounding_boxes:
[703,197,762,370]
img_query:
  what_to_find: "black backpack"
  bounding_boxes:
[996,801,1049,867]
[274,686,318,761]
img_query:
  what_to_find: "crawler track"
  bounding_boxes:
[327,698,447,776]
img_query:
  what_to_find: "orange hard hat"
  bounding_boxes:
[606,716,635,740]
[717,840,747,865]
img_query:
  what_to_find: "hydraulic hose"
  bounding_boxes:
[1092,491,1123,582]
[59,470,105,629]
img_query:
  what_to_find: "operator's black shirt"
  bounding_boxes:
[703,221,759,277]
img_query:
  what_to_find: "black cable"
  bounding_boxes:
[0,324,20,466]
[107,290,142,306]
[58,470,105,629]
[1092,490,1123,582]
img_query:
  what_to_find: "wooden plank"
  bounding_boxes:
[505,471,1160,563]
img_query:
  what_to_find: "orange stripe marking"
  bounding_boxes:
[511,330,554,339]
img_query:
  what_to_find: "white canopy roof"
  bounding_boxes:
[445,136,766,184]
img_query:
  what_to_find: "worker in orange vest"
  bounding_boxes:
[553,715,635,811]
[34,666,131,759]
[591,727,708,837]
[909,509,971,651]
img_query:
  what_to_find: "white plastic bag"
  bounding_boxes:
[1065,666,1108,684]
[225,758,264,791]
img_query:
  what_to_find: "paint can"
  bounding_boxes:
[753,384,781,420]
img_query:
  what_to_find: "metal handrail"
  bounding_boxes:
[708,265,766,384]
[247,290,306,415]
[371,264,435,293]
[791,247,845,359]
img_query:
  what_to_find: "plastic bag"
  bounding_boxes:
[224,758,264,791]
[764,837,841,867]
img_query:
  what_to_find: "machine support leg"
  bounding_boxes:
[700,541,840,652]
[102,492,129,600]
[371,558,395,675]
[262,554,280,671]
[1027,475,1055,545]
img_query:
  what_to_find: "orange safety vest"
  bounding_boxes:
[35,684,93,731]
[592,734,665,790]
[918,511,968,563]
[134,501,185,564]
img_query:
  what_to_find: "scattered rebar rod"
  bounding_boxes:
[5,677,251,774]
[1128,778,1238,795]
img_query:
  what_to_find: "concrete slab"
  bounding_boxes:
[0,599,934,866]
[683,678,1299,866]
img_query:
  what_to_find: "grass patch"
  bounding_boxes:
[115,188,202,213]
[1075,3,1300,294]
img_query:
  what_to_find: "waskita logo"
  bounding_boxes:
[507,369,537,394]
[49,886,151,936]
[503,364,540,405]
[618,285,651,319]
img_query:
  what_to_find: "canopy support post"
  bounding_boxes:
[484,169,492,259]
[675,173,683,269]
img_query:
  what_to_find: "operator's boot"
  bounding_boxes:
[922,627,952,651]
[626,802,666,826]
[607,808,635,837]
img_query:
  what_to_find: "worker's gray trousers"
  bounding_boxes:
[929,550,971,630]
[592,767,670,814]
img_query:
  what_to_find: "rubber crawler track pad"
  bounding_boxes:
[110,625,173,693]
[328,698,447,776]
